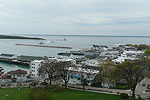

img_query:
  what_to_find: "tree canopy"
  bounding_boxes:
[110,59,150,97]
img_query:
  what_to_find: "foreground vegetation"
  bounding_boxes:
[0,88,140,100]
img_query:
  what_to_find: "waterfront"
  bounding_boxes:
[1,35,150,72]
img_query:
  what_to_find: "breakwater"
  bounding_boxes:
[15,44,72,49]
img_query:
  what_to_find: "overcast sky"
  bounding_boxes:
[0,0,150,36]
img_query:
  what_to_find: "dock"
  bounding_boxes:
[15,44,72,49]
[0,53,49,66]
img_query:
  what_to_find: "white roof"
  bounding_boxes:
[123,51,144,54]
[112,56,137,63]
[48,57,74,62]
[32,60,43,63]
[68,67,99,74]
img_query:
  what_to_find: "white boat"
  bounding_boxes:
[39,41,44,44]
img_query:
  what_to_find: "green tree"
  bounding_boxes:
[99,60,116,78]
[145,49,150,55]
[110,59,150,97]
[99,60,116,87]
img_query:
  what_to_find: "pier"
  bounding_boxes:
[15,44,72,49]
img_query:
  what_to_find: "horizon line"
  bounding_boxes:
[1,34,150,37]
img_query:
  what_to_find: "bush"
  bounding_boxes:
[145,49,150,55]
[48,84,62,92]
[120,93,129,99]
[30,88,50,100]
[145,89,150,92]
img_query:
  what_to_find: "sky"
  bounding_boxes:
[0,0,150,36]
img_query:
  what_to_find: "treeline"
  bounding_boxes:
[0,35,44,40]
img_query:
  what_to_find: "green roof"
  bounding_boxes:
[17,55,48,62]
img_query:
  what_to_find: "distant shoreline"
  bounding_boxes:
[0,35,44,40]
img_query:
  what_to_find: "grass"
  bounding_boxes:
[0,88,140,100]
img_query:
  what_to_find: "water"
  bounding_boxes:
[1,35,150,72]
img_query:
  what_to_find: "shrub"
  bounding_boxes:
[48,84,62,92]
[145,89,150,92]
[120,93,129,99]
[30,88,50,100]
[145,49,150,55]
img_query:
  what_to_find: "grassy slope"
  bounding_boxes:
[0,88,139,100]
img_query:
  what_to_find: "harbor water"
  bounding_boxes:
[1,35,150,72]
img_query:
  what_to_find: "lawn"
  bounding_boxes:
[0,88,139,100]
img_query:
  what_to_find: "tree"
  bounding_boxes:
[99,60,116,78]
[38,60,59,85]
[0,67,4,79]
[58,61,72,88]
[110,59,150,97]
[0,67,5,85]
[145,49,150,55]
[79,67,95,91]
[99,60,116,87]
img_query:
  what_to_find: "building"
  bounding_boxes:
[2,69,28,83]
[0,53,17,61]
[119,45,137,51]
[30,60,43,78]
[30,57,76,79]
[68,67,99,86]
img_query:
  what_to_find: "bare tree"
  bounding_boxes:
[58,61,72,88]
[0,67,5,86]
[38,60,59,85]
[0,67,4,79]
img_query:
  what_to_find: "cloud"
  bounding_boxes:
[0,0,150,35]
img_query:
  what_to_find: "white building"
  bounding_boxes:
[2,69,28,83]
[30,60,43,78]
[30,57,76,79]
[101,48,119,58]
[68,67,99,86]
[112,55,137,63]
[123,51,144,57]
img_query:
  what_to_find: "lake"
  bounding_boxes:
[1,35,150,72]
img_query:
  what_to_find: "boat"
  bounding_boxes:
[64,38,67,41]
[0,67,5,74]
[70,51,84,56]
[39,41,44,44]
[58,52,71,56]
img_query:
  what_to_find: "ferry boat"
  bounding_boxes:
[70,51,84,56]
[58,52,71,56]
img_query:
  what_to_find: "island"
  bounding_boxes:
[0,35,45,40]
